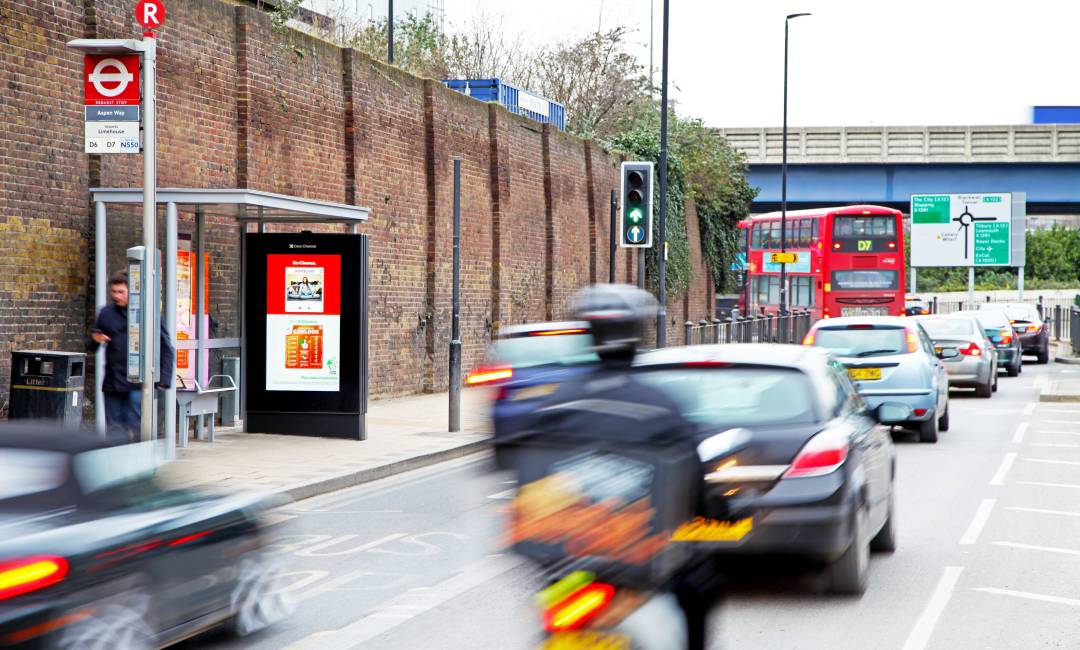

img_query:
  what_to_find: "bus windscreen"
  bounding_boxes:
[831,270,898,290]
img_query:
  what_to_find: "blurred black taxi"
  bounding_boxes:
[0,425,290,648]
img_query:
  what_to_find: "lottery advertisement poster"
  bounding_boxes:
[265,254,341,392]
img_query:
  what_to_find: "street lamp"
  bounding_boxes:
[780,12,810,319]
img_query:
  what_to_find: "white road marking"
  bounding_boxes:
[285,554,524,650]
[1033,430,1080,436]
[1035,408,1080,414]
[1016,480,1080,490]
[1031,443,1080,449]
[1012,423,1029,443]
[1022,458,1080,466]
[959,499,996,545]
[975,587,1080,608]
[488,488,516,500]
[1038,420,1080,425]
[901,566,964,650]
[1023,402,1036,416]
[992,541,1080,557]
[1006,506,1080,518]
[989,453,1017,486]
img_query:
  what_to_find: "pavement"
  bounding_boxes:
[181,358,1080,650]
[158,388,493,501]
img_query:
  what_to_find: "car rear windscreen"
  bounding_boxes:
[490,333,598,368]
[637,367,816,428]
[919,318,974,337]
[978,304,1041,322]
[965,311,1010,330]
[0,449,67,501]
[813,327,908,357]
[831,270,898,290]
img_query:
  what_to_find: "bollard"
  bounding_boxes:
[1038,296,1044,319]
[685,321,694,346]
[712,318,722,344]
[1055,305,1062,340]
[699,319,709,345]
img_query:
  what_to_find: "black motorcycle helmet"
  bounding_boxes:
[572,283,658,367]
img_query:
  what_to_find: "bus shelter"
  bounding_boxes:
[90,188,370,458]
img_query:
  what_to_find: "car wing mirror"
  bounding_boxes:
[697,427,753,464]
[875,402,912,425]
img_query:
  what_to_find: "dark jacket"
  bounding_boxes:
[87,304,174,392]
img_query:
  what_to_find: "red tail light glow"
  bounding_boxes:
[784,430,849,479]
[802,331,815,346]
[0,556,68,601]
[544,583,616,632]
[998,329,1013,345]
[888,242,896,249]
[465,366,513,386]
[963,341,989,356]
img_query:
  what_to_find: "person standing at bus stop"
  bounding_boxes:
[87,270,175,442]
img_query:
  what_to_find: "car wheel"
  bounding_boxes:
[870,489,897,553]
[1007,360,1019,377]
[938,404,950,432]
[918,414,939,443]
[229,555,296,637]
[827,507,870,595]
[1037,349,1050,364]
[975,378,993,398]
[992,370,999,392]
[52,584,154,650]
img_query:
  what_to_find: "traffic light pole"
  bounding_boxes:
[449,157,462,432]
[656,0,670,347]
[609,190,616,283]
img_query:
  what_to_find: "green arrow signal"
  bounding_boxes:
[627,208,643,223]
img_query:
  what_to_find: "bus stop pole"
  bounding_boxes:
[95,201,107,436]
[139,36,157,443]
[449,157,462,433]
[164,202,177,459]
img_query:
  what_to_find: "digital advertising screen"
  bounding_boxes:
[265,253,341,392]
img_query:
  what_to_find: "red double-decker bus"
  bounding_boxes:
[736,205,906,319]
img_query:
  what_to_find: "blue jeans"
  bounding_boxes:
[104,390,142,443]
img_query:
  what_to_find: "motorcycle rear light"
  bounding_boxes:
[529,328,587,337]
[960,343,982,356]
[544,583,616,632]
[784,430,849,479]
[465,366,513,386]
[0,556,68,601]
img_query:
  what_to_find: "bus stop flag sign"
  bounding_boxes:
[910,193,1014,268]
[83,54,140,154]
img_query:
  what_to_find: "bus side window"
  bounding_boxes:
[751,224,760,249]
[812,219,819,241]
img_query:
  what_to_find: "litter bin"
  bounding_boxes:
[9,351,85,427]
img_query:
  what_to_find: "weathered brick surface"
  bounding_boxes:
[0,0,716,406]
[0,0,89,401]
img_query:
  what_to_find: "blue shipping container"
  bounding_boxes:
[1033,106,1080,124]
[443,78,566,131]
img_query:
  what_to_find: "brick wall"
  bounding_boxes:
[0,0,716,406]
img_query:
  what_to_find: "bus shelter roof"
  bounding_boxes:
[90,188,370,223]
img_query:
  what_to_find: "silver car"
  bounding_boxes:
[804,316,950,443]
[914,314,998,397]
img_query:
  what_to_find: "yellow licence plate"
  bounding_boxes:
[848,367,882,381]
[541,631,630,650]
[671,517,753,542]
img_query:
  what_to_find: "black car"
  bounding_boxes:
[631,344,909,595]
[960,309,1023,376]
[0,426,291,649]
[904,296,930,316]
[977,302,1050,363]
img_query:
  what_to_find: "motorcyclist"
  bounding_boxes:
[503,284,724,650]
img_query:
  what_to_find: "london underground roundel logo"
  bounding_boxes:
[89,59,134,97]
[84,54,140,105]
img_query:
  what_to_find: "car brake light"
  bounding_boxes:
[465,366,513,386]
[920,309,929,315]
[0,556,68,601]
[1027,324,1042,333]
[913,408,928,417]
[846,324,873,329]
[802,332,815,345]
[682,361,732,368]
[784,429,849,479]
[960,343,982,356]
[905,328,918,353]
[998,329,1013,345]
[543,582,615,632]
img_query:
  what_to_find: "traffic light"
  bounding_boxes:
[619,161,653,248]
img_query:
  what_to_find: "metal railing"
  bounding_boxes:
[931,294,1078,342]
[684,309,814,347]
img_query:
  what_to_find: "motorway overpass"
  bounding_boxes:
[719,125,1080,220]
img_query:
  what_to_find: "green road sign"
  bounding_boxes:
[974,221,1010,265]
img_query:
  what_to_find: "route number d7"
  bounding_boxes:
[857,240,872,251]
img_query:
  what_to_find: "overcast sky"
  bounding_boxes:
[442,0,1080,128]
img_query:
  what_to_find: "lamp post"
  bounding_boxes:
[656,0,670,346]
[780,12,810,318]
